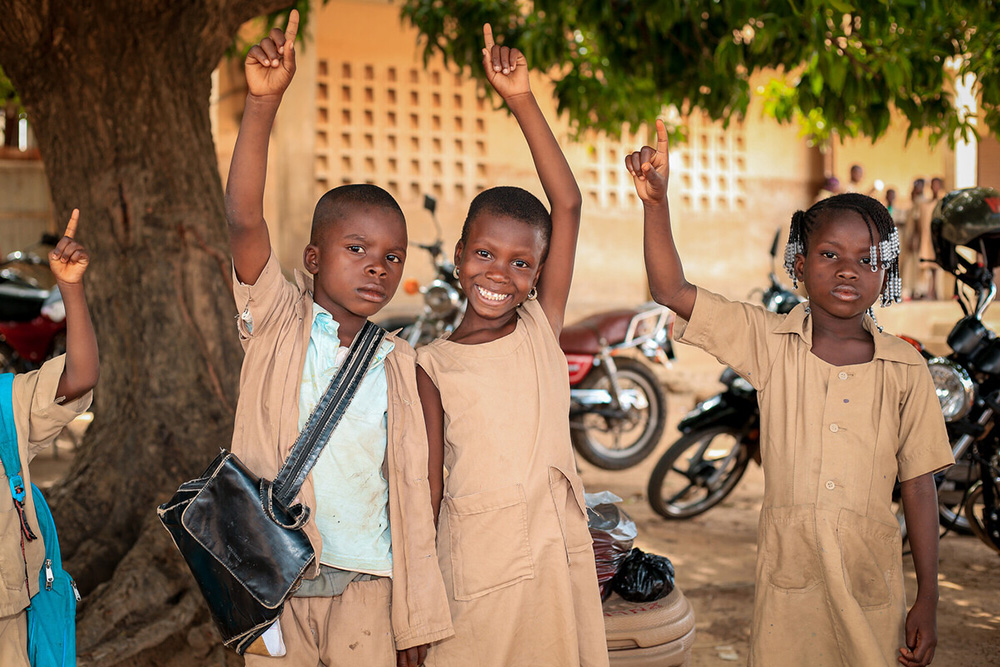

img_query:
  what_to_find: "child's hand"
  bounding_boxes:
[48,208,89,285]
[396,644,428,667]
[481,24,530,101]
[244,9,299,99]
[625,119,670,204]
[898,597,937,667]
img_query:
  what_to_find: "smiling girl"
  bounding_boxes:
[414,25,609,667]
[628,122,954,667]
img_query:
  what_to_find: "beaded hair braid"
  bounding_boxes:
[783,192,902,308]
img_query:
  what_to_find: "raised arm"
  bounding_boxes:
[625,120,696,321]
[481,24,582,333]
[49,209,99,402]
[224,10,299,285]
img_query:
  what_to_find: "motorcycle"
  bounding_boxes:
[647,231,803,519]
[0,234,67,374]
[925,187,1000,553]
[561,304,673,470]
[383,195,674,470]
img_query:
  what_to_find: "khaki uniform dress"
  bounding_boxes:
[676,289,954,667]
[232,251,453,664]
[0,357,92,666]
[417,298,609,667]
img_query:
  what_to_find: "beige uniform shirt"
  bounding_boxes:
[231,251,453,650]
[417,299,609,667]
[0,356,92,617]
[675,288,954,666]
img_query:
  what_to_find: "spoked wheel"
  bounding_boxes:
[570,358,667,470]
[647,425,751,519]
[964,481,1000,555]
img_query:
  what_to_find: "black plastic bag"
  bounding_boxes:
[612,548,675,602]
[585,492,637,601]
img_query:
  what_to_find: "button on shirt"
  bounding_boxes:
[299,303,395,575]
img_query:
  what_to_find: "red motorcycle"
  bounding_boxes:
[561,305,673,469]
[0,234,67,374]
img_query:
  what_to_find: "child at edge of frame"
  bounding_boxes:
[224,10,453,667]
[414,24,610,667]
[626,120,954,667]
[0,209,99,667]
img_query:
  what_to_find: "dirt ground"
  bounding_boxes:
[579,387,1000,667]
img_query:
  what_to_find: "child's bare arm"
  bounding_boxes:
[416,367,445,524]
[625,120,697,321]
[225,9,299,285]
[396,644,429,667]
[481,24,582,334]
[898,473,939,667]
[49,209,99,402]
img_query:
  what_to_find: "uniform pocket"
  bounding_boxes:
[837,509,899,610]
[762,505,821,592]
[445,484,534,600]
[549,466,593,556]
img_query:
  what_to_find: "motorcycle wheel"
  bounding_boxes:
[964,481,1000,555]
[647,425,751,519]
[570,357,666,470]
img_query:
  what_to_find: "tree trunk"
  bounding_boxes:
[0,1,289,663]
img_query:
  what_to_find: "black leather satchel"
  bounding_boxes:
[157,321,386,654]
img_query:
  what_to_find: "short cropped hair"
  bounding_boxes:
[459,186,552,262]
[311,184,405,244]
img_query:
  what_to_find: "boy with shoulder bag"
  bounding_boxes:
[222,11,453,666]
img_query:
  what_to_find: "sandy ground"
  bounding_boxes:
[579,387,1000,667]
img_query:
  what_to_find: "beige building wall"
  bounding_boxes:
[831,123,950,201]
[0,155,55,256]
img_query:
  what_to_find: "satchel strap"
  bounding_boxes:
[272,320,386,507]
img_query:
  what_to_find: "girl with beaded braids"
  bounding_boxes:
[784,192,903,328]
[626,122,953,667]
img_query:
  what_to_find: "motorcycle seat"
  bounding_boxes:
[560,310,637,354]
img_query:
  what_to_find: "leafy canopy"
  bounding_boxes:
[401,0,999,146]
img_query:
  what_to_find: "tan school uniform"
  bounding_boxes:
[675,288,954,667]
[231,250,453,662]
[417,298,609,667]
[0,357,92,666]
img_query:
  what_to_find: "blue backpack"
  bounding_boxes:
[0,373,78,667]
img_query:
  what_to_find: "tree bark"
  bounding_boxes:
[0,1,289,663]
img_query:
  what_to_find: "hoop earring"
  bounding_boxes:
[453,266,460,279]
[527,286,538,301]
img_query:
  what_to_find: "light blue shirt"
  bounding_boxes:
[298,303,394,575]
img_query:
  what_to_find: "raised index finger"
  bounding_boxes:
[284,8,300,44]
[483,23,495,51]
[655,118,669,155]
[64,208,80,239]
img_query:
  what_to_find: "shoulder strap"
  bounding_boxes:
[272,320,386,506]
[0,372,38,547]
[0,373,25,501]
